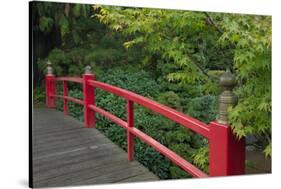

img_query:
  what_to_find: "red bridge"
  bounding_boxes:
[33,64,245,187]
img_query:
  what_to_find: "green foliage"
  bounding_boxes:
[191,146,209,172]
[39,16,54,32]
[134,140,171,179]
[84,47,127,67]
[157,91,182,111]
[94,6,230,95]
[34,2,91,42]
[33,87,46,105]
[94,6,271,157]
[97,67,161,98]
[264,143,272,158]
[58,15,69,37]
[36,18,142,78]
[219,15,272,156]
[186,95,217,123]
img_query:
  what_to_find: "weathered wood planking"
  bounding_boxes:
[32,108,158,188]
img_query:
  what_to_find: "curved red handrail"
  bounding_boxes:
[130,127,208,177]
[56,77,83,84]
[88,104,208,177]
[88,105,127,129]
[48,76,210,177]
[88,80,210,138]
[53,77,84,108]
[46,72,245,178]
[52,95,84,105]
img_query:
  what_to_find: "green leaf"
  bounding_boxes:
[264,143,272,158]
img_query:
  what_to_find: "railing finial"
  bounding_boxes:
[46,60,53,75]
[85,65,92,74]
[218,69,237,124]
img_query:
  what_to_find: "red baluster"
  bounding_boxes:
[45,61,56,108]
[127,100,134,161]
[63,81,68,115]
[83,65,95,128]
[209,70,245,176]
[209,121,245,176]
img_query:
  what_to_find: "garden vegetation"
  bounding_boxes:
[32,2,271,178]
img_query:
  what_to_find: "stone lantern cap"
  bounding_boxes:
[46,60,53,75]
[219,69,236,90]
[218,69,237,125]
[85,65,92,74]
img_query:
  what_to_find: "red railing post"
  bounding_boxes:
[127,100,134,161]
[209,121,245,176]
[45,61,56,108]
[209,70,245,176]
[83,65,96,128]
[63,81,68,115]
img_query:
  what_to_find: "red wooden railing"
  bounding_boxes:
[45,66,245,178]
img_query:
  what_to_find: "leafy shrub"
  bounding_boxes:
[186,95,217,123]
[33,87,46,105]
[157,91,182,111]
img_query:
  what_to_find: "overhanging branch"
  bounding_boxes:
[203,12,223,34]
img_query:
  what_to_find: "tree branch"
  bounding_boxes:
[188,55,220,81]
[203,12,235,69]
[203,12,224,34]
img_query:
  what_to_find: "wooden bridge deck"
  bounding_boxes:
[32,108,158,188]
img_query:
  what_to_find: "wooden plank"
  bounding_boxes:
[33,143,114,164]
[33,129,107,146]
[33,133,114,157]
[34,150,127,183]
[33,126,82,136]
[32,108,159,187]
[118,172,159,183]
[33,157,141,187]
[33,127,86,139]
[35,160,151,187]
[33,144,121,173]
[33,138,108,155]
[72,164,154,186]
[33,135,98,149]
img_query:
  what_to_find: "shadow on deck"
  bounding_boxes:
[32,108,158,188]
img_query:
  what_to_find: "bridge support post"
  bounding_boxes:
[127,100,134,161]
[45,61,56,108]
[63,81,68,115]
[83,65,96,128]
[209,69,245,176]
